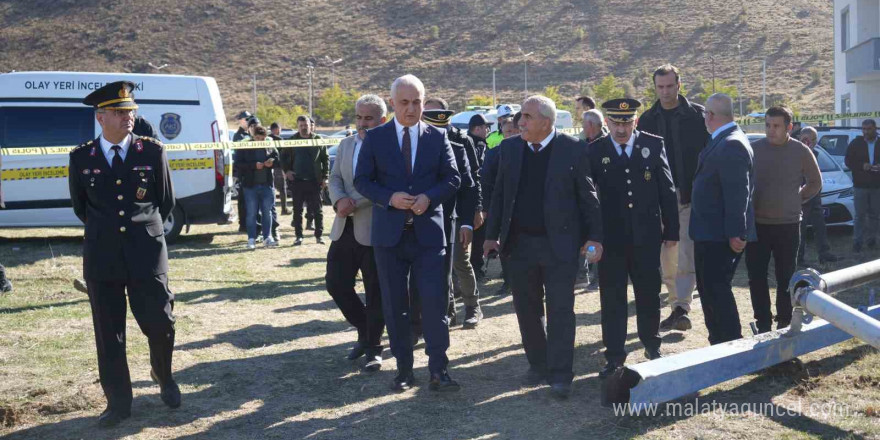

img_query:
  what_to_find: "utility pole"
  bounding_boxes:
[762,58,767,110]
[711,55,716,93]
[307,63,314,117]
[324,56,343,88]
[519,47,534,97]
[737,41,743,117]
[492,67,497,108]
[252,74,257,114]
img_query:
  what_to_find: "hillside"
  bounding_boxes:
[0,0,834,120]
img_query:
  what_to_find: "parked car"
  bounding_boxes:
[815,126,863,173]
[746,133,855,226]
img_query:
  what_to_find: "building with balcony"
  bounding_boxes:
[835,0,880,124]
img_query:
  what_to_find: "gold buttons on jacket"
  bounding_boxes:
[625,168,630,173]
[119,226,126,232]
[116,179,122,185]
[628,203,634,208]
[118,210,125,216]
[117,195,124,200]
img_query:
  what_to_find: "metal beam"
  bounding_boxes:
[790,260,880,295]
[604,305,880,406]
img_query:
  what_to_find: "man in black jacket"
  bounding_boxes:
[69,81,180,427]
[281,115,329,245]
[234,125,280,248]
[845,119,880,253]
[636,64,709,333]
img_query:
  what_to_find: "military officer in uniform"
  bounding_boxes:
[588,99,679,378]
[68,81,180,428]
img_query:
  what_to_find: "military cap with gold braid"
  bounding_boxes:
[83,80,139,110]
[602,98,641,123]
[422,109,454,127]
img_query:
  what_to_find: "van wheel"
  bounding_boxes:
[164,204,185,244]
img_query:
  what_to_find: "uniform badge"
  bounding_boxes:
[601,157,611,165]
[644,170,652,181]
[136,187,147,200]
[90,146,97,156]
[641,147,650,159]
[160,113,182,140]
[135,138,144,153]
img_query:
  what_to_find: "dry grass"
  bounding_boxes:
[0,205,878,439]
[0,0,834,114]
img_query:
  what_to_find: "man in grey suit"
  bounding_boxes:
[326,94,388,371]
[690,93,756,345]
[483,95,603,399]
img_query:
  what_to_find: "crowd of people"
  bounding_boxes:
[2,64,879,427]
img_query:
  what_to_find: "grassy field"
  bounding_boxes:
[0,206,878,439]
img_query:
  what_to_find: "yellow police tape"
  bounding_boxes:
[1,158,215,181]
[738,110,880,126]
[0,138,342,157]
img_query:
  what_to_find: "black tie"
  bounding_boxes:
[531,143,541,153]
[619,144,629,163]
[401,128,413,224]
[111,145,124,177]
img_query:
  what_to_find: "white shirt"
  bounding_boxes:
[613,132,636,157]
[100,133,132,167]
[711,121,737,140]
[353,135,363,170]
[394,118,420,169]
[529,129,556,152]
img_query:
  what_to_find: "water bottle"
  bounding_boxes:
[585,245,598,261]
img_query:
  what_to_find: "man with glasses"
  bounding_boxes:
[69,81,180,427]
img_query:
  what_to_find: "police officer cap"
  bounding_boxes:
[602,98,641,122]
[469,114,492,128]
[236,110,253,120]
[497,104,514,119]
[247,116,262,127]
[83,81,138,110]
[423,109,454,127]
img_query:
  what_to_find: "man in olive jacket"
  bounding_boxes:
[281,115,329,244]
[636,64,709,333]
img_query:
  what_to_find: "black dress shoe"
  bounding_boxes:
[522,367,546,386]
[644,348,663,361]
[362,353,382,372]
[97,407,131,428]
[429,371,460,392]
[346,342,366,360]
[410,332,422,347]
[391,370,415,392]
[549,382,571,399]
[151,370,182,409]
[599,362,622,379]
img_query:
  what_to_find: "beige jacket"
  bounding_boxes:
[328,135,373,245]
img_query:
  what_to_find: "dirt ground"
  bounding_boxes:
[0,206,878,440]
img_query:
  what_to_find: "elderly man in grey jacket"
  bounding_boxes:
[326,94,388,371]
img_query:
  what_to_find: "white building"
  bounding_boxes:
[834,0,880,125]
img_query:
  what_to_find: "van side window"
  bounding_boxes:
[818,135,850,156]
[0,107,94,148]
[815,148,840,173]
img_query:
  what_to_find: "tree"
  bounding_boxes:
[695,78,737,104]
[541,85,573,112]
[255,94,307,129]
[593,75,625,103]
[467,94,494,107]
[315,85,355,126]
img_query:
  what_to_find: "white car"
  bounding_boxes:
[746,134,855,226]
[816,126,863,173]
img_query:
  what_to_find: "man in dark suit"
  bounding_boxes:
[690,93,756,345]
[844,119,880,253]
[588,99,679,378]
[354,74,461,392]
[483,95,603,399]
[68,81,180,428]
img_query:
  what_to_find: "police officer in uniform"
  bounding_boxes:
[588,99,679,378]
[68,81,180,427]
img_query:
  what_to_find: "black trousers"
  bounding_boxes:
[506,234,578,385]
[694,241,744,345]
[291,179,323,238]
[598,243,662,364]
[87,274,175,411]
[799,196,831,259]
[274,167,288,211]
[746,223,800,332]
[470,225,486,275]
[325,218,384,352]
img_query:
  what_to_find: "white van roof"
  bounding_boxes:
[0,71,218,105]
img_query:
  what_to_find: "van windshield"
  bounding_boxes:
[0,107,94,148]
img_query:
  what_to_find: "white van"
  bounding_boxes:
[0,71,234,242]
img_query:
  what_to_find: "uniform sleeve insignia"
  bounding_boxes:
[644,170,652,181]
[641,147,650,159]
[135,138,144,152]
[601,157,611,165]
[90,145,97,156]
